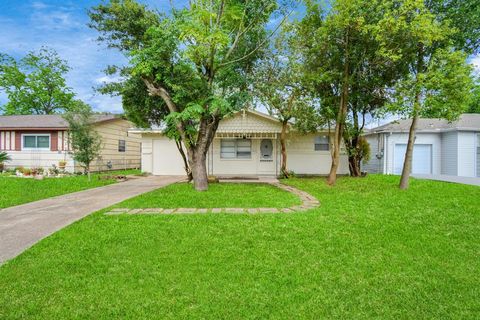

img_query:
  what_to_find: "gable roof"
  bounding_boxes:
[129,109,284,134]
[0,114,121,130]
[368,114,480,134]
[216,109,283,134]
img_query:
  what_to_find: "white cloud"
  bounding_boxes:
[31,1,49,10]
[470,55,480,76]
[95,75,123,85]
[31,10,82,30]
[0,2,128,114]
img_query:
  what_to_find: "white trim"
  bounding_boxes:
[21,133,51,151]
[314,135,330,151]
[220,139,252,160]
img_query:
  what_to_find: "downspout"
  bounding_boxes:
[384,133,389,174]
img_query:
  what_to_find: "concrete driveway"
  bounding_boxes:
[0,175,184,264]
[412,174,480,186]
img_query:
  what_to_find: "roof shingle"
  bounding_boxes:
[368,114,480,133]
[0,114,120,129]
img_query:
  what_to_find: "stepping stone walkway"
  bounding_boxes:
[105,182,320,215]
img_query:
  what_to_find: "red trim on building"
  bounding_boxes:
[15,131,21,151]
[51,131,58,151]
[0,130,68,151]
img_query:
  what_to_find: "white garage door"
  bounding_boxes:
[394,144,432,175]
[152,138,186,175]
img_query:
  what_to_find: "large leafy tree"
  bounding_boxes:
[466,80,480,113]
[298,0,395,184]
[89,0,280,191]
[0,48,78,115]
[341,5,401,177]
[253,25,312,178]
[378,0,474,189]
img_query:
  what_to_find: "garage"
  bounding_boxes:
[152,137,185,175]
[394,144,432,175]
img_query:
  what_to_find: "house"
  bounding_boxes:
[0,114,141,172]
[363,114,480,177]
[130,109,349,177]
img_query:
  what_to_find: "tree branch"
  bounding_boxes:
[218,8,295,68]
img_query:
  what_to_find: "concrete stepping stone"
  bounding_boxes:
[105,182,320,216]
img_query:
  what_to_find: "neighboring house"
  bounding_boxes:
[0,114,141,172]
[363,114,480,177]
[131,109,349,177]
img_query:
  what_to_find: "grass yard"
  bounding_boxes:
[0,169,141,209]
[0,175,479,319]
[115,182,301,208]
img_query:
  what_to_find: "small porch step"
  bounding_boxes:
[218,176,279,184]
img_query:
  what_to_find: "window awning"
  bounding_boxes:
[215,132,278,139]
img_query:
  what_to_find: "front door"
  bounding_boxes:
[257,139,275,175]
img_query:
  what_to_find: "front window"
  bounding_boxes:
[118,140,126,152]
[23,135,50,150]
[221,139,252,159]
[314,135,329,151]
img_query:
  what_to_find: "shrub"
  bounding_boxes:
[0,152,11,164]
[14,166,25,173]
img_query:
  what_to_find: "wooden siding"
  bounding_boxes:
[286,132,349,175]
[217,111,282,133]
[0,130,73,172]
[87,119,141,172]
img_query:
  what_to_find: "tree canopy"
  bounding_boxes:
[374,0,474,189]
[253,24,312,177]
[0,48,83,115]
[89,0,282,190]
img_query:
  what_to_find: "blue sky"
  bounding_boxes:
[0,0,188,113]
[0,0,478,116]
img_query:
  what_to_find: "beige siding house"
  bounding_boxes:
[0,114,141,172]
[132,109,349,177]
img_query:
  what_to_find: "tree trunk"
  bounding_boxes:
[327,79,348,185]
[399,113,418,189]
[86,165,91,182]
[280,120,288,178]
[189,150,209,191]
[399,44,424,190]
[327,31,350,186]
[186,116,220,191]
[141,78,219,191]
[348,155,362,177]
[175,139,193,182]
[344,110,362,177]
[327,122,342,185]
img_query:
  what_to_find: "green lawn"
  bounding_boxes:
[0,169,141,209]
[114,182,301,208]
[0,175,479,319]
